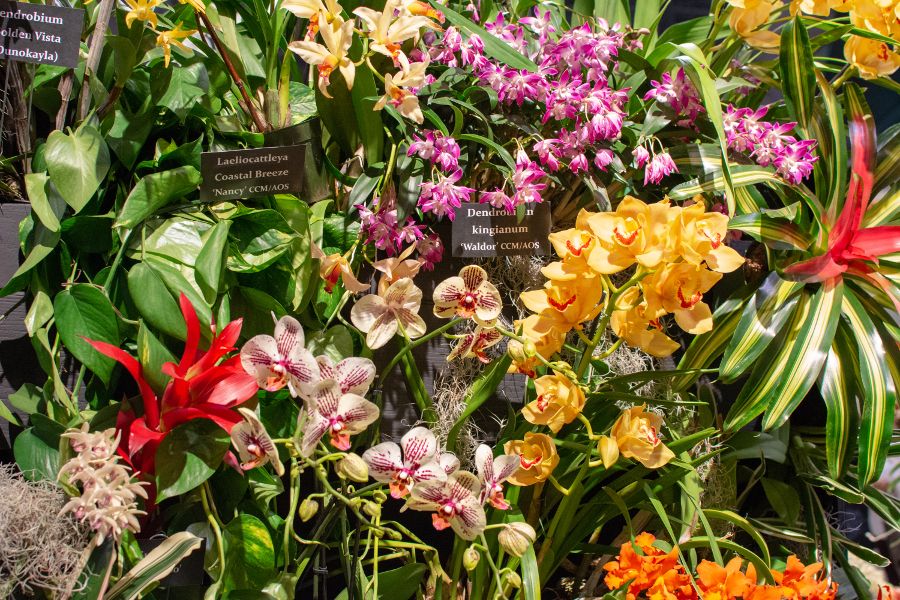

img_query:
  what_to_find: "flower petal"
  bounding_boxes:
[440,452,460,475]
[451,495,487,540]
[275,316,306,360]
[334,357,376,396]
[460,265,488,291]
[337,393,380,433]
[350,294,387,333]
[363,442,403,482]
[366,312,400,350]
[401,426,438,465]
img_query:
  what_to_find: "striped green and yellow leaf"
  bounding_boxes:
[819,324,859,480]
[668,166,781,201]
[728,213,812,251]
[106,532,203,600]
[779,17,815,135]
[720,273,804,382]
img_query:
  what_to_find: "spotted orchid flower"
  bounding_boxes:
[309,355,376,398]
[363,427,446,498]
[405,471,486,540]
[231,408,285,476]
[474,444,519,510]
[440,451,461,475]
[300,380,379,456]
[240,316,319,397]
[433,266,503,327]
[351,277,427,350]
[447,326,503,363]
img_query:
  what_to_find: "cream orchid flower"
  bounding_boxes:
[447,326,502,362]
[351,277,427,349]
[240,316,319,396]
[373,243,422,295]
[474,444,519,510]
[374,60,429,124]
[300,380,379,455]
[282,0,343,38]
[433,265,503,327]
[354,0,438,65]
[405,471,486,540]
[289,14,356,98]
[363,426,447,498]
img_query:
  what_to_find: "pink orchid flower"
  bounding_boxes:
[300,380,380,456]
[406,471,487,540]
[240,316,319,397]
[363,426,446,498]
[474,444,519,510]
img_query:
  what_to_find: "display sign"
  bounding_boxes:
[199,145,305,202]
[0,0,84,68]
[451,202,552,257]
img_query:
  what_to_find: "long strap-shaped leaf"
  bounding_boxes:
[842,291,898,487]
[819,323,860,480]
[668,166,781,202]
[105,532,203,600]
[720,273,804,382]
[779,17,816,137]
[761,280,844,430]
[815,71,847,214]
[728,213,812,251]
[724,281,843,431]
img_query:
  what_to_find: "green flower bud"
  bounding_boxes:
[298,498,319,522]
[373,490,388,503]
[501,571,522,593]
[463,547,480,572]
[336,453,369,483]
[498,522,536,558]
[363,501,381,518]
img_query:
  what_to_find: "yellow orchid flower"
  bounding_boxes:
[507,314,568,376]
[542,210,601,281]
[522,373,586,433]
[354,0,439,66]
[519,278,604,331]
[597,405,675,469]
[504,433,559,486]
[433,265,502,327]
[676,199,745,273]
[789,0,843,14]
[311,242,369,294]
[728,0,781,50]
[640,263,722,335]
[610,288,680,358]
[844,34,900,79]
[156,23,196,68]
[399,0,445,21]
[584,196,677,274]
[374,60,428,124]
[177,0,205,13]
[289,14,356,98]
[849,0,900,37]
[124,0,160,29]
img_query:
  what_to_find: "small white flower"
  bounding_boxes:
[231,407,285,477]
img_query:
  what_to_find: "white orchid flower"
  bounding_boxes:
[353,0,438,65]
[231,408,285,477]
[350,277,427,350]
[363,426,446,498]
[289,14,356,98]
[309,354,376,398]
[374,60,429,124]
[300,380,379,456]
[474,444,519,510]
[405,471,486,540]
[240,316,319,397]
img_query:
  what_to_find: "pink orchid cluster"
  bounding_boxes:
[363,426,519,540]
[357,202,424,256]
[633,144,679,186]
[644,68,705,128]
[723,105,819,185]
[407,10,648,220]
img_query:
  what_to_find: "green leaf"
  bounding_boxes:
[703,509,771,566]
[728,212,812,251]
[25,290,53,336]
[724,281,843,431]
[227,210,297,273]
[779,17,815,135]
[374,564,427,599]
[115,166,202,229]
[155,419,230,502]
[54,284,120,385]
[647,18,711,66]
[155,63,209,121]
[128,262,187,340]
[106,532,203,600]
[432,0,537,72]
[350,63,384,167]
[819,323,859,480]
[761,479,801,526]
[676,43,736,213]
[25,173,66,233]
[842,291,897,487]
[446,354,512,451]
[44,124,110,213]
[720,273,803,381]
[306,325,354,363]
[815,71,847,213]
[105,109,155,170]
[521,544,541,600]
[223,514,276,591]
[13,427,60,481]
[2,222,59,294]
[137,323,177,395]
[457,133,516,171]
[196,221,232,302]
[668,165,779,201]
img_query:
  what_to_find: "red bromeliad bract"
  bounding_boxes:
[86,294,258,479]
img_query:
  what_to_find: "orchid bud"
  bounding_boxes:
[523,340,537,358]
[363,501,381,518]
[507,340,527,362]
[463,547,480,572]
[336,453,369,482]
[373,490,388,503]
[501,571,522,594]
[498,522,536,558]
[299,498,319,522]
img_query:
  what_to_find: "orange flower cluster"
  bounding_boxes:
[604,534,839,600]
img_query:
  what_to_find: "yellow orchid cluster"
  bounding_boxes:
[728,0,900,78]
[123,0,202,67]
[513,195,743,371]
[284,0,442,122]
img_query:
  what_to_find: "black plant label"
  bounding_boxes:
[199,145,305,202]
[0,0,84,68]
[452,203,552,257]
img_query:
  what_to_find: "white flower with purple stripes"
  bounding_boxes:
[299,379,380,456]
[240,316,319,397]
[363,426,446,498]
[433,265,503,328]
[405,471,486,540]
[474,444,519,510]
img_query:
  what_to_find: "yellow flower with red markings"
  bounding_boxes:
[676,199,745,273]
[584,196,676,274]
[844,34,900,79]
[640,262,723,335]
[598,405,675,469]
[433,265,503,327]
[289,14,355,98]
[522,373,586,433]
[504,433,559,486]
[519,277,604,331]
[610,288,681,358]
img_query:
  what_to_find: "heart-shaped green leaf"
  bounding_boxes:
[44,125,110,213]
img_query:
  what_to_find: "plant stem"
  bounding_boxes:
[378,318,461,386]
[195,10,268,132]
[201,482,226,582]
[97,547,117,600]
[283,459,300,573]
